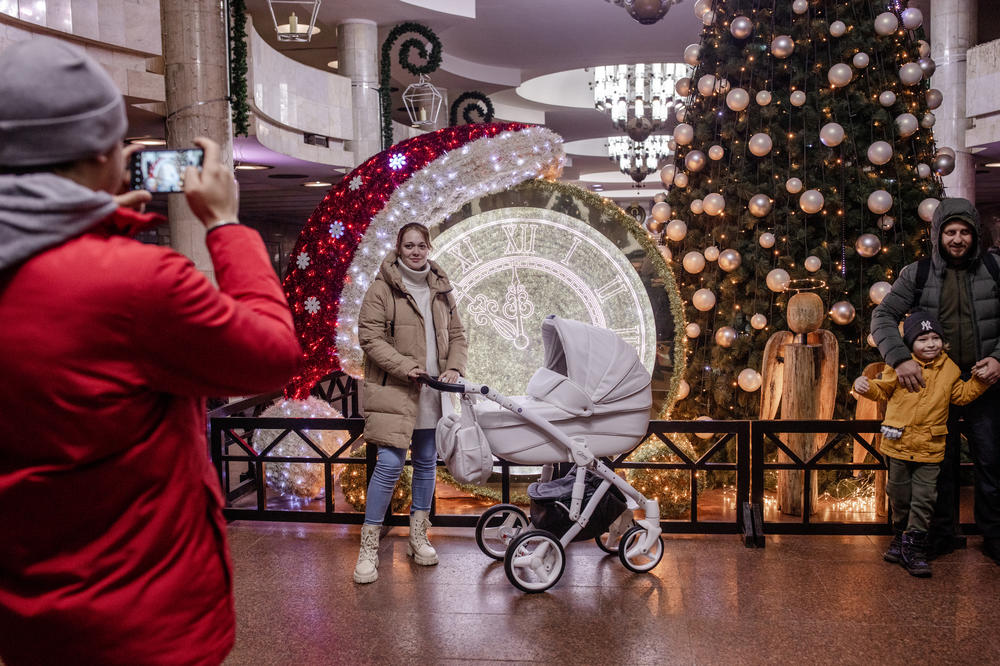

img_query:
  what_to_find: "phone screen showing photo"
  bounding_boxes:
[130,148,205,193]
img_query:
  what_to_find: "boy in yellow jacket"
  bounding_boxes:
[854,311,989,577]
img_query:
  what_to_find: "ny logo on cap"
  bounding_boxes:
[921,320,933,331]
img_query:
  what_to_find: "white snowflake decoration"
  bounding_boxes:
[348,175,363,191]
[304,296,321,314]
[388,153,407,170]
[329,221,345,238]
[296,252,310,269]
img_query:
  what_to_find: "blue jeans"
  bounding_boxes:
[363,429,437,525]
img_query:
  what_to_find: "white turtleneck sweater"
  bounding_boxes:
[398,261,441,429]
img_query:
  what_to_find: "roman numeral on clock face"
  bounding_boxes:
[503,224,537,255]
[595,276,627,302]
[446,238,482,274]
[611,326,640,346]
[560,238,582,266]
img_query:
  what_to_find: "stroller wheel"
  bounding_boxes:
[475,504,529,560]
[618,526,664,573]
[595,509,634,554]
[504,530,565,593]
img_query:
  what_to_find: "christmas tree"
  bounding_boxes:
[662,0,946,421]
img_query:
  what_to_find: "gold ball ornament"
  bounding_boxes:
[879,90,897,107]
[683,43,702,67]
[703,193,726,216]
[704,245,720,262]
[789,90,807,107]
[786,177,803,194]
[682,250,706,274]
[674,172,689,188]
[869,281,892,304]
[820,122,845,147]
[867,141,893,165]
[765,268,790,293]
[738,368,762,392]
[867,189,893,215]
[853,52,870,68]
[665,218,688,241]
[726,87,751,112]
[829,300,856,325]
[828,63,853,87]
[758,232,775,248]
[718,249,741,272]
[676,378,690,400]
[786,291,826,334]
[685,150,707,172]
[799,189,824,214]
[685,322,702,338]
[829,20,846,37]
[651,201,672,221]
[770,35,794,59]
[748,133,773,157]
[730,15,753,39]
[874,12,898,36]
[714,326,738,348]
[673,123,694,145]
[690,199,704,214]
[804,255,822,272]
[918,198,940,223]
[692,288,717,311]
[708,144,725,160]
[756,90,773,106]
[750,313,767,329]
[855,233,881,258]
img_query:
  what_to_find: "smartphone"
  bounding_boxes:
[129,148,204,193]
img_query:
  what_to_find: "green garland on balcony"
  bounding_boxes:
[379,22,443,150]
[228,0,250,137]
[449,91,495,126]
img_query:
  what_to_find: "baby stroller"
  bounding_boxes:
[422,315,663,592]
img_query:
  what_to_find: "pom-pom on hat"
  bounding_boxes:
[903,311,944,348]
[0,38,127,167]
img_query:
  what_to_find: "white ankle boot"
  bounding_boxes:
[407,510,438,566]
[353,524,380,584]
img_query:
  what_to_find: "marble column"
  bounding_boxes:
[337,19,381,166]
[160,0,234,279]
[931,0,977,201]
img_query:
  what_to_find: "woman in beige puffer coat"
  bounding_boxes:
[352,222,467,584]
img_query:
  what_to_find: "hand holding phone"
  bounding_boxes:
[129,148,205,193]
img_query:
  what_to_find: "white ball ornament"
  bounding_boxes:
[701,9,715,25]
[869,281,892,304]
[674,172,689,188]
[917,40,931,59]
[665,219,688,241]
[675,107,687,123]
[867,141,893,165]
[920,112,936,129]
[730,16,753,39]
[895,113,918,138]
[675,77,692,97]
[820,122,845,147]
[830,20,846,37]
[828,63,853,87]
[748,194,773,218]
[684,43,702,67]
[790,90,807,106]
[759,232,776,249]
[685,150,707,173]
[704,246,720,262]
[718,249,741,272]
[878,215,895,231]
[676,379,690,400]
[926,89,943,110]
[899,62,923,86]
[792,0,808,15]
[697,74,717,97]
[756,90,773,106]
[703,193,726,216]
[738,368,763,392]
[853,52,870,69]
[855,233,881,258]
[692,288,717,312]
[658,244,672,262]
[938,147,956,158]
[726,88,751,112]
[879,90,897,107]
[695,416,714,439]
[766,268,791,293]
[799,189,824,214]
[692,0,710,18]
[874,11,899,36]
[829,300,856,325]
[804,255,822,272]
[867,334,878,348]
[786,177,803,194]
[916,163,931,179]
[683,251,707,274]
[715,326,738,348]
[918,57,936,79]
[749,133,773,156]
[901,7,923,30]
[750,313,767,329]
[918,198,940,223]
[651,201,672,221]
[716,76,731,93]
[653,192,667,203]
[660,164,677,186]
[770,35,794,59]
[674,123,694,145]
[690,199,704,215]
[708,144,725,160]
[685,322,702,338]
[867,190,893,215]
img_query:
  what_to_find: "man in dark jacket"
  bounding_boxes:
[0,38,302,664]
[871,197,1000,565]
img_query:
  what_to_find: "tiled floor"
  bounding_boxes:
[225,522,999,665]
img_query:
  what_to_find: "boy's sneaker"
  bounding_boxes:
[883,531,903,563]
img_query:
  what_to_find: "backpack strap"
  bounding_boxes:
[983,251,1000,285]
[912,257,932,308]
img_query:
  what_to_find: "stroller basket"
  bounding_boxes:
[528,468,627,542]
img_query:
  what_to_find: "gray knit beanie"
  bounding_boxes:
[0,38,127,167]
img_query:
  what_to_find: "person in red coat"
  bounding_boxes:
[0,38,302,665]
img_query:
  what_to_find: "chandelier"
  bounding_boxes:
[604,0,683,25]
[593,63,686,142]
[608,135,672,184]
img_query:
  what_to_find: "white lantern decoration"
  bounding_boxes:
[738,368,762,392]
[799,189,824,214]
[715,326,738,348]
[869,281,892,304]
[918,198,940,223]
[766,268,791,293]
[685,322,702,338]
[750,313,767,329]
[748,133,773,156]
[692,288,717,311]
[759,232,776,249]
[867,141,893,165]
[874,12,899,36]
[756,90,773,106]
[819,122,845,147]
[786,177,803,194]
[704,246,720,262]
[683,251,707,274]
[853,52,870,69]
[718,249,741,272]
[867,189,893,215]
[790,90,807,107]
[828,63,853,87]
[703,193,726,216]
[804,255,822,272]
[665,218,688,241]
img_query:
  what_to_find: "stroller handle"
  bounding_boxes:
[417,373,470,393]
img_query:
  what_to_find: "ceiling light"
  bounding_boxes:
[234,163,273,171]
[593,63,686,141]
[303,180,332,187]
[984,162,1000,168]
[608,135,673,184]
[604,0,683,25]
[327,60,339,69]
[128,137,166,146]
[267,0,322,43]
